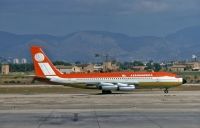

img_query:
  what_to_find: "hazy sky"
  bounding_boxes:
[0,0,200,36]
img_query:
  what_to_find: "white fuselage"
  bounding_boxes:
[47,75,183,85]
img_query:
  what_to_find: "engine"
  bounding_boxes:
[102,85,118,90]
[118,85,135,91]
[117,83,135,91]
[117,83,128,87]
[98,83,118,90]
[97,82,135,91]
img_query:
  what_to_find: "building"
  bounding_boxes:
[56,65,73,73]
[103,61,119,72]
[72,65,85,72]
[56,62,119,73]
[21,58,27,64]
[170,65,186,72]
[56,65,88,73]
[83,64,103,73]
[93,64,103,72]
[185,62,200,71]
[83,64,95,73]
[172,61,200,71]
[131,66,146,71]
[13,58,19,64]
[1,64,9,75]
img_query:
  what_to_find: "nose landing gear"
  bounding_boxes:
[164,88,168,93]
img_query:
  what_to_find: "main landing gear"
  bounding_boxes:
[102,90,112,94]
[164,88,169,94]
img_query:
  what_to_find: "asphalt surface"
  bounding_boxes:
[0,90,200,128]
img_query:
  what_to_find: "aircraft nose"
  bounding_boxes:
[182,79,187,84]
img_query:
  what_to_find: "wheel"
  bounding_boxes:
[164,88,168,93]
[102,90,112,94]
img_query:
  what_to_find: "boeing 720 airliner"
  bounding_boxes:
[30,46,186,94]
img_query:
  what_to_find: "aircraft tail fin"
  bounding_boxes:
[30,46,62,78]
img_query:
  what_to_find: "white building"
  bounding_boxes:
[21,58,27,64]
[13,58,19,64]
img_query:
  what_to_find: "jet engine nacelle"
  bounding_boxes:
[116,83,135,91]
[98,82,135,91]
[98,83,118,90]
[102,85,118,90]
[117,83,128,87]
[99,83,114,86]
[118,85,135,91]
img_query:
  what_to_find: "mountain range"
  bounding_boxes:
[0,26,200,62]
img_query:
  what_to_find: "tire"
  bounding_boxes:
[102,90,112,94]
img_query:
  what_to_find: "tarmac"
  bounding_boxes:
[0,87,200,128]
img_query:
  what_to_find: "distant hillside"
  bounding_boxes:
[166,26,200,58]
[0,26,200,62]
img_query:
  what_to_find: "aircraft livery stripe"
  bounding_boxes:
[39,63,56,75]
[58,72,176,78]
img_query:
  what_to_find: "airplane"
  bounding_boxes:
[30,46,186,94]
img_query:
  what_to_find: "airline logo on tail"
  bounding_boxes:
[34,53,45,62]
[30,46,61,78]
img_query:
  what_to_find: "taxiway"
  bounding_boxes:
[0,88,200,128]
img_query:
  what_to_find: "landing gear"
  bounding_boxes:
[102,90,112,94]
[164,88,169,94]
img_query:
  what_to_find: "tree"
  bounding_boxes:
[145,60,153,71]
[53,61,72,66]
[145,61,161,71]
[75,61,81,65]
[153,63,161,71]
[10,63,34,72]
[132,61,144,66]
